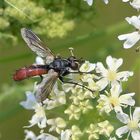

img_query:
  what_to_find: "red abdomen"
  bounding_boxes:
[13,66,48,81]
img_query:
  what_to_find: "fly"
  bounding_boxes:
[13,28,94,103]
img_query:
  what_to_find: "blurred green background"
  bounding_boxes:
[0,0,140,139]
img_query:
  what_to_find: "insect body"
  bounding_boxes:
[13,28,90,102]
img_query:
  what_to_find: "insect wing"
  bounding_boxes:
[21,28,54,63]
[35,70,58,102]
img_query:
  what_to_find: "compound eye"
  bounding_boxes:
[71,62,78,70]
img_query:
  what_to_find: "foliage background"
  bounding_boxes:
[0,0,139,140]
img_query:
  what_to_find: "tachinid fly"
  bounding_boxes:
[13,28,93,103]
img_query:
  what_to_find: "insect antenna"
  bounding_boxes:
[69,47,74,56]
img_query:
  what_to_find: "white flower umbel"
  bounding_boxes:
[97,85,135,113]
[96,56,133,90]
[118,16,140,49]
[20,92,47,129]
[47,117,66,134]
[116,107,140,140]
[130,0,140,11]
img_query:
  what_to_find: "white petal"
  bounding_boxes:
[119,93,135,106]
[96,62,107,76]
[62,84,73,92]
[133,107,140,121]
[122,0,129,2]
[20,91,37,110]
[24,130,37,140]
[110,84,122,97]
[103,0,109,4]
[117,71,133,81]
[130,1,140,11]
[125,16,140,29]
[114,106,123,113]
[96,78,108,90]
[37,133,58,140]
[106,56,123,71]
[118,32,140,49]
[79,61,95,72]
[35,56,44,65]
[116,125,129,138]
[61,130,72,140]
[116,112,130,124]
[111,81,120,88]
[85,0,93,6]
[131,130,140,140]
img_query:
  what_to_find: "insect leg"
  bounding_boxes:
[68,71,94,74]
[37,75,43,85]
[60,76,94,93]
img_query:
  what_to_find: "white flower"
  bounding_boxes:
[98,120,114,137]
[86,124,99,140]
[97,85,135,113]
[28,103,47,128]
[20,92,47,129]
[130,0,140,11]
[47,117,66,134]
[79,61,95,73]
[24,130,37,140]
[61,130,72,140]
[64,104,81,120]
[71,125,83,140]
[96,56,133,90]
[44,83,66,110]
[79,100,93,114]
[118,16,140,49]
[24,130,58,140]
[24,130,71,140]
[20,91,37,110]
[116,107,140,140]
[37,133,58,140]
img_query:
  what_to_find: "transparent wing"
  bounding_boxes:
[35,70,58,102]
[21,28,54,61]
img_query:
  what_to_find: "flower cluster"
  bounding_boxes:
[20,55,140,140]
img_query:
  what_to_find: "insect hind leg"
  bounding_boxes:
[59,76,94,93]
[37,75,43,85]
